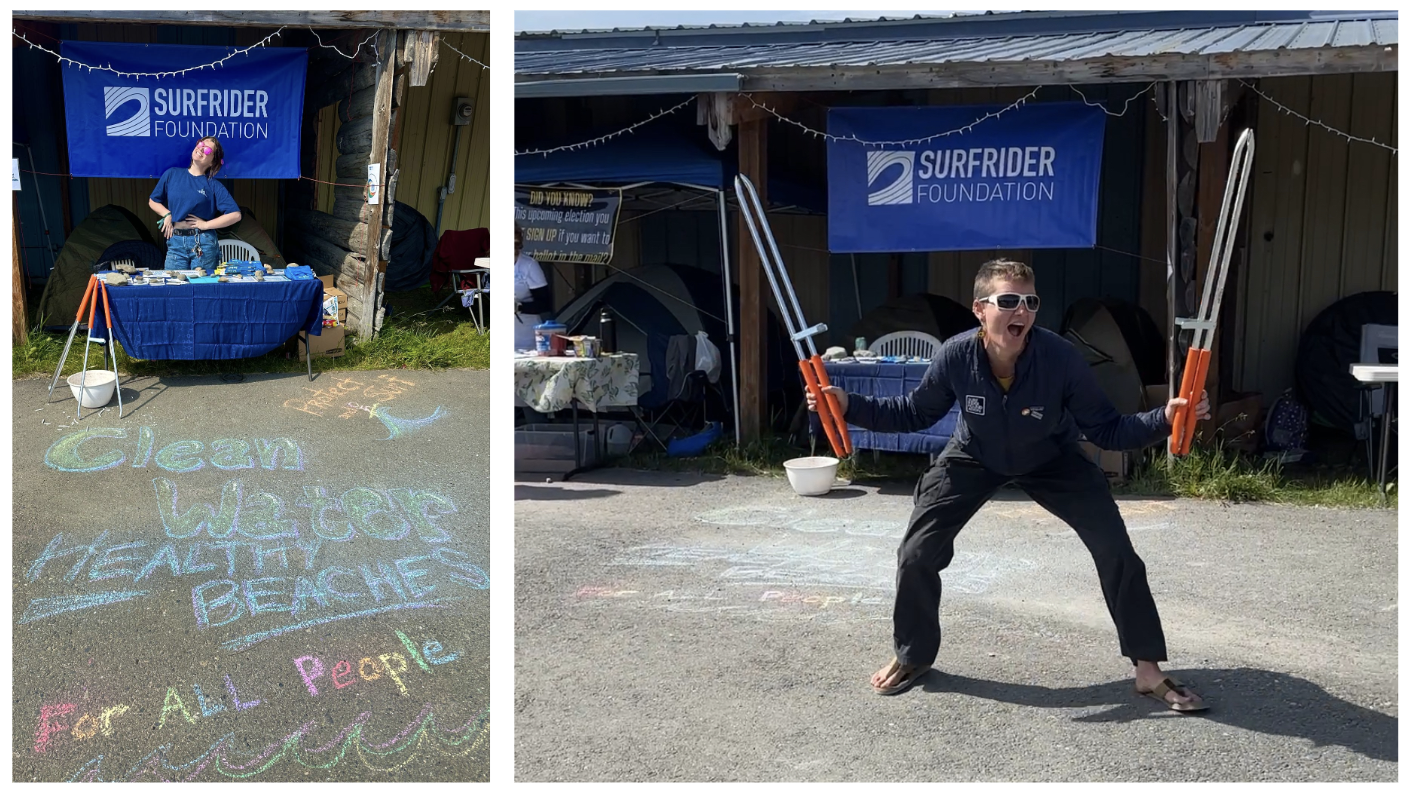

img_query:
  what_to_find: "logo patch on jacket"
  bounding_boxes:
[1022,405,1044,420]
[965,395,986,415]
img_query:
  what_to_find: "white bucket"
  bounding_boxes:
[783,456,840,496]
[67,370,117,408]
[605,423,633,456]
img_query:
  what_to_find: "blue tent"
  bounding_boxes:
[515,133,728,188]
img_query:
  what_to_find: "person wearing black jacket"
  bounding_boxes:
[809,259,1210,712]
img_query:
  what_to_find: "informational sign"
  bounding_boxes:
[366,163,381,205]
[12,158,20,191]
[60,41,307,179]
[827,102,1106,252]
[513,186,622,264]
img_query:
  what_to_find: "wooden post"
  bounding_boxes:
[13,206,28,345]
[1164,82,1179,447]
[1193,83,1232,440]
[360,28,396,341]
[737,118,768,442]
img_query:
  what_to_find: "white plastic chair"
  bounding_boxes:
[218,239,260,263]
[869,330,943,360]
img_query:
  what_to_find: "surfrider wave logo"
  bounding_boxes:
[104,87,151,137]
[866,150,914,205]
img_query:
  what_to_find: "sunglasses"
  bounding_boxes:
[980,292,1041,312]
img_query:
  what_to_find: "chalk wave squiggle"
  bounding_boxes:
[65,703,488,782]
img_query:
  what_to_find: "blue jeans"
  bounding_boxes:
[163,230,220,271]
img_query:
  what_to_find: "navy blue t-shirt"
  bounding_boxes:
[150,167,239,227]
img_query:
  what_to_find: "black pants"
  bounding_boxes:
[893,443,1168,667]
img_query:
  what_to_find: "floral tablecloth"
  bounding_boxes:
[514,353,640,413]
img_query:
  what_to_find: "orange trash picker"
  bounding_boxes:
[47,274,124,419]
[734,175,852,459]
[1171,127,1254,456]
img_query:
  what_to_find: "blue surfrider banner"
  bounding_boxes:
[827,102,1106,252]
[61,41,307,178]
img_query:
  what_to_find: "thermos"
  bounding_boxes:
[598,307,617,354]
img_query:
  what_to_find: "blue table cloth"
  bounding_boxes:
[813,361,961,455]
[97,278,324,361]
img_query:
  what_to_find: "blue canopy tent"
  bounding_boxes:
[517,133,743,443]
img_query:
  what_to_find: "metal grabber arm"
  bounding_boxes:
[733,174,853,458]
[1171,127,1255,456]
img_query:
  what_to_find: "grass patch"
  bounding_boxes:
[14,287,488,380]
[615,433,1394,509]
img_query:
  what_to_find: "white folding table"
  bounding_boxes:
[1350,363,1398,499]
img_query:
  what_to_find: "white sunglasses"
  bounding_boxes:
[979,292,1041,312]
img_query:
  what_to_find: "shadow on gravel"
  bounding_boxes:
[919,667,1396,762]
[515,485,623,501]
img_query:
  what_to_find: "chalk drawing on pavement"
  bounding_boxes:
[341,403,449,440]
[64,704,489,781]
[283,375,445,439]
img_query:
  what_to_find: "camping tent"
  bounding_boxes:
[555,263,793,412]
[384,201,440,293]
[1061,298,1166,415]
[34,204,153,329]
[848,293,978,349]
[34,204,287,330]
[1296,290,1398,434]
[518,133,743,438]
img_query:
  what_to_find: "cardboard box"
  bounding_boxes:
[1143,384,1169,412]
[1078,439,1132,486]
[297,325,345,358]
[1214,392,1264,452]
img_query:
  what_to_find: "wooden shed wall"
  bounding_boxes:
[393,31,491,235]
[73,24,280,232]
[1235,72,1399,402]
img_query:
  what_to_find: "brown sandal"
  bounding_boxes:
[1136,677,1209,712]
[873,657,930,696]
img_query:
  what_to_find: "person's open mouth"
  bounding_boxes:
[1007,321,1026,339]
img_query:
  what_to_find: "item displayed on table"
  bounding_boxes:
[535,319,568,357]
[284,264,317,280]
[100,273,129,285]
[567,335,600,358]
[599,307,617,353]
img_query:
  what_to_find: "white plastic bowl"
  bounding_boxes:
[784,456,840,496]
[67,370,117,408]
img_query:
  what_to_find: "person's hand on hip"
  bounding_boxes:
[806,385,849,415]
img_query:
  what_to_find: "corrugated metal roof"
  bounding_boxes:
[517,19,1397,76]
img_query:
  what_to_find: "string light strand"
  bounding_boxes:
[1238,79,1397,154]
[515,96,696,156]
[309,28,380,61]
[11,28,287,79]
[741,87,1041,147]
[441,39,489,70]
[1071,82,1157,117]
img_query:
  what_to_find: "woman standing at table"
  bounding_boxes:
[514,224,553,352]
[148,137,242,272]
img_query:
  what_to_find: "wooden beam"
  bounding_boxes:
[408,30,439,87]
[13,10,488,31]
[737,46,1397,92]
[737,118,768,442]
[13,207,28,345]
[360,28,397,341]
[1194,108,1231,440]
